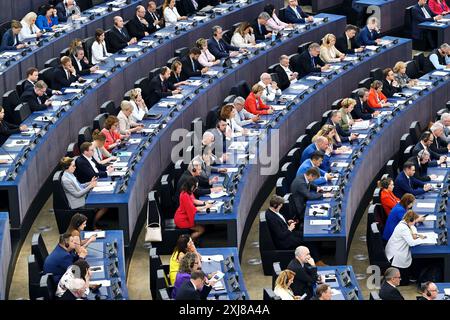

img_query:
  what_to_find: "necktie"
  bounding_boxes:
[347,37,351,50]
[121,28,126,38]
[293,7,301,19]
[311,56,315,68]
[422,6,431,19]
[217,40,225,52]
[162,81,167,92]
[407,176,412,188]
[66,70,70,80]
[37,96,41,105]
[259,23,262,34]
[191,58,195,71]
[266,86,270,95]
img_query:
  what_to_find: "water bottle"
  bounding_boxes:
[271,31,276,42]
[377,114,381,126]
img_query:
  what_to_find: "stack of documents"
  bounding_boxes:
[128,138,142,144]
[417,232,438,245]
[351,120,370,130]
[306,76,323,81]
[34,116,56,122]
[416,202,436,209]
[208,190,228,199]
[5,140,29,147]
[365,45,379,51]
[290,83,309,91]
[0,154,16,162]
[71,79,93,87]
[432,71,448,76]
[92,181,116,192]
[84,231,106,239]
[310,219,332,226]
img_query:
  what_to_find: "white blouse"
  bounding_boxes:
[198,49,216,67]
[91,41,111,64]
[385,221,422,268]
[319,45,343,63]
[274,286,295,300]
[19,22,41,41]
[164,6,181,26]
[230,32,255,48]
[130,100,148,122]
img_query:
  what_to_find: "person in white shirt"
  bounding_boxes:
[231,22,256,48]
[219,104,247,137]
[19,12,42,41]
[279,54,299,83]
[428,43,450,70]
[274,270,302,300]
[117,100,144,134]
[91,28,112,64]
[163,0,187,26]
[320,33,345,63]
[129,88,149,122]
[195,38,221,67]
[258,72,281,102]
[385,210,426,286]
[56,259,91,299]
[233,96,259,126]
[264,4,293,32]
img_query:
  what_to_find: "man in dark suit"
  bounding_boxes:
[0,20,27,51]
[273,55,298,91]
[430,123,450,155]
[284,0,314,24]
[290,168,333,222]
[335,24,364,54]
[107,16,138,53]
[20,80,52,112]
[55,0,80,23]
[71,46,97,76]
[393,161,431,198]
[265,195,305,250]
[207,26,243,59]
[251,12,272,42]
[381,68,401,98]
[52,56,82,90]
[379,267,404,300]
[145,1,164,30]
[74,142,113,183]
[127,5,155,40]
[22,67,61,97]
[327,110,358,143]
[411,0,442,47]
[292,43,329,78]
[351,88,379,120]
[408,150,437,182]
[175,271,214,300]
[147,66,181,106]
[412,131,446,164]
[357,17,381,46]
[180,47,208,78]
[287,246,322,300]
[178,0,199,16]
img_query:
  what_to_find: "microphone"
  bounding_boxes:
[73,241,116,259]
[0,146,16,163]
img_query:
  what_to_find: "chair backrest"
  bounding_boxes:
[28,255,43,300]
[99,100,117,115]
[159,174,176,220]
[297,41,312,54]
[385,159,398,180]
[321,110,333,125]
[149,247,163,299]
[413,52,425,73]
[295,134,311,151]
[14,103,31,124]
[52,171,71,210]
[372,187,381,204]
[205,105,221,129]
[166,56,179,68]
[370,68,383,81]
[148,67,160,81]
[405,60,420,79]
[263,288,281,300]
[286,147,301,167]
[60,47,70,58]
[288,53,300,71]
[272,261,282,289]
[278,8,286,22]
[134,77,151,102]
[156,268,170,291]
[259,211,276,250]
[39,274,56,300]
[331,98,343,110]
[436,108,447,121]
[82,36,96,64]
[222,29,232,44]
[123,89,133,101]
[16,79,27,97]
[305,120,321,138]
[66,142,80,157]
[0,21,10,40]
[409,121,422,144]
[268,63,278,74]
[78,126,93,149]
[236,80,251,98]
[93,113,108,131]
[31,233,48,271]
[358,77,373,89]
[368,203,386,231]
[399,133,412,157]
[148,191,163,233]
[174,47,189,58]
[280,162,296,187]
[270,73,280,85]
[404,6,413,37]
[157,288,171,300]
[275,176,289,197]
[39,67,55,87]
[2,90,20,123]
[44,57,60,68]
[366,221,391,274]
[402,145,414,166]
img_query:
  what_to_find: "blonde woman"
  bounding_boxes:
[314,124,342,149]
[117,100,144,134]
[393,61,418,88]
[19,12,42,41]
[129,88,149,122]
[231,22,256,48]
[339,98,360,130]
[319,34,345,63]
[274,270,302,300]
[196,38,221,67]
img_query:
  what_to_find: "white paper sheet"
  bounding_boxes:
[84,231,106,239]
[416,202,436,209]
[310,219,332,226]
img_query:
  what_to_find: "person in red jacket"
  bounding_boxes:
[379,177,400,216]
[367,80,391,109]
[244,84,274,115]
[429,0,450,15]
[174,176,213,241]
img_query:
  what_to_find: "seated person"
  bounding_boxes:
[178,0,199,16]
[52,56,82,90]
[351,88,380,120]
[176,160,221,199]
[169,60,188,87]
[36,5,58,32]
[313,124,344,151]
[379,177,400,216]
[264,4,293,32]
[55,0,80,22]
[59,278,88,300]
[107,16,137,54]
[296,151,333,186]
[175,271,215,300]
[163,0,187,26]
[219,104,246,137]
[1,20,27,51]
[258,73,281,103]
[20,80,52,112]
[284,0,314,24]
[423,43,450,73]
[231,22,257,48]
[367,80,391,109]
[335,24,364,54]
[439,112,450,143]
[290,168,333,222]
[173,177,212,241]
[430,122,450,155]
[127,5,155,40]
[71,46,98,76]
[56,259,90,300]
[91,28,112,64]
[117,100,144,135]
[300,136,332,171]
[357,16,381,46]
[19,12,43,42]
[91,130,117,165]
[273,55,298,90]
[145,1,164,31]
[22,67,60,96]
[274,270,300,300]
[379,267,404,300]
[207,26,242,59]
[319,34,345,63]
[208,119,231,157]
[100,115,129,151]
[169,234,201,285]
[251,12,272,42]
[233,96,259,126]
[417,281,439,300]
[311,284,332,300]
[412,131,447,164]
[393,61,418,88]
[339,98,358,130]
[147,66,181,106]
[429,0,450,14]
[195,38,221,67]
[128,88,149,122]
[381,68,401,98]
[287,246,323,300]
[411,0,442,47]
[180,47,208,78]
[383,193,416,242]
[293,42,329,78]
[244,84,274,115]
[393,162,431,198]
[43,233,87,284]
[327,110,358,143]
[66,213,96,247]
[74,142,113,184]
[408,150,441,182]
[0,106,27,146]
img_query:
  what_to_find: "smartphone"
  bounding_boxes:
[299,293,307,300]
[422,213,429,218]
[211,271,225,281]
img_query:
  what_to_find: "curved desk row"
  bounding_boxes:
[0,0,280,240]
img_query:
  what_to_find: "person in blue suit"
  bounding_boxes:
[300,136,332,171]
[1,20,27,51]
[284,0,314,24]
[357,17,381,46]
[393,161,432,198]
[36,5,59,32]
[207,26,244,59]
[411,0,442,47]
[296,151,332,185]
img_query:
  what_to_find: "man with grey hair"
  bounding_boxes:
[351,87,380,120]
[252,12,272,41]
[55,0,81,23]
[208,26,243,59]
[294,42,330,78]
[233,96,259,126]
[109,16,137,53]
[258,73,281,102]
[430,122,450,154]
[424,43,450,72]
[20,80,52,112]
[379,267,404,300]
[145,1,164,30]
[287,245,324,300]
[407,149,440,181]
[439,112,450,142]
[127,5,154,40]
[273,55,298,90]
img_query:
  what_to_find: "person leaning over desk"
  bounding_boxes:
[100,115,130,151]
[382,193,419,242]
[117,100,144,135]
[274,270,302,300]
[1,20,28,51]
[172,252,202,299]
[0,106,27,147]
[91,130,117,165]
[74,142,114,184]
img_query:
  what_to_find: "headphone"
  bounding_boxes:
[421,282,432,297]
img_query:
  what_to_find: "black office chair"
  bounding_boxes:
[321,110,333,125]
[399,133,412,160]
[413,52,426,75]
[231,22,242,34]
[77,126,92,149]
[60,47,70,58]
[159,174,177,223]
[148,67,160,81]
[93,113,108,131]
[205,105,221,129]
[288,53,300,72]
[436,108,447,121]
[0,21,11,41]
[66,142,80,157]
[99,100,117,115]
[14,103,31,124]
[372,187,381,204]
[270,73,280,85]
[123,89,133,101]
[39,67,55,87]
[297,41,312,54]
[134,77,151,103]
[368,203,386,232]
[358,77,373,89]
[402,145,414,166]
[174,47,189,58]
[223,94,236,105]
[259,211,295,275]
[39,274,56,300]
[230,80,251,98]
[44,57,60,68]
[285,147,301,167]
[366,221,390,274]
[156,288,172,300]
[2,90,20,123]
[385,159,398,180]
[16,79,28,97]
[77,0,94,11]
[263,288,281,300]
[275,177,289,197]
[305,121,321,137]
[405,60,420,80]
[294,134,311,151]
[278,8,286,22]
[173,160,186,190]
[331,98,343,110]
[369,68,383,81]
[403,6,413,38]
[369,291,382,300]
[222,29,232,44]
[409,121,422,144]
[28,255,43,300]
[149,247,170,299]
[279,162,296,188]
[82,36,95,64]
[156,268,171,294]
[31,233,48,271]
[267,63,278,74]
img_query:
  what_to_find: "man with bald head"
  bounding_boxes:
[55,0,80,22]
[287,246,324,300]
[128,5,155,39]
[145,1,164,30]
[300,136,332,171]
[379,267,404,300]
[108,16,137,53]
[417,281,439,300]
[258,73,281,102]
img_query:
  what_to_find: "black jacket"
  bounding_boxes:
[70,55,93,76]
[289,174,322,222]
[178,0,198,16]
[176,170,211,201]
[265,209,303,250]
[74,155,108,184]
[52,67,79,90]
[430,134,449,155]
[351,98,373,120]
[328,118,350,142]
[147,74,177,106]
[251,20,269,41]
[381,79,401,98]
[180,55,202,78]
[168,72,186,87]
[107,27,131,53]
[273,64,291,91]
[379,281,404,300]
[20,90,48,112]
[144,10,164,29]
[0,120,20,146]
[412,142,440,163]
[292,50,325,78]
[286,258,319,299]
[335,34,360,54]
[22,80,53,97]
[408,156,431,182]
[127,15,155,40]
[175,280,212,300]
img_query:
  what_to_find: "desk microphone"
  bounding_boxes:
[73,241,117,259]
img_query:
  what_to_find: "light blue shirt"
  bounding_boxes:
[429,52,450,70]
[296,159,327,185]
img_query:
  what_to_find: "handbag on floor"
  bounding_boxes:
[145,195,162,242]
